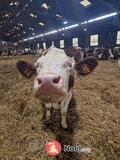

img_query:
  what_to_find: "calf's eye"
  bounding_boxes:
[63,61,72,68]
[35,63,42,69]
[67,62,72,68]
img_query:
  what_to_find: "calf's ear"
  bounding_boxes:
[16,60,36,78]
[75,56,98,76]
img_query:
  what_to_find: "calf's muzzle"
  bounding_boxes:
[36,74,63,95]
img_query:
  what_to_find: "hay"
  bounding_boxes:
[0,56,120,160]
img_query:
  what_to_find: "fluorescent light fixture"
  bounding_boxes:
[29,27,34,31]
[10,2,13,6]
[16,12,20,17]
[23,38,28,42]
[84,28,87,31]
[88,12,117,23]
[63,21,68,24]
[22,12,117,42]
[56,14,62,18]
[30,13,34,17]
[49,30,58,34]
[25,3,28,8]
[39,22,45,26]
[18,23,23,27]
[4,14,9,17]
[14,26,19,30]
[14,2,19,6]
[82,12,118,24]
[88,19,94,23]
[81,21,88,24]
[64,24,79,29]
[29,13,37,18]
[42,3,48,9]
[80,0,91,7]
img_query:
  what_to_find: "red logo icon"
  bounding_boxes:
[45,140,61,157]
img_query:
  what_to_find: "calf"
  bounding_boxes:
[16,46,98,129]
[36,49,43,57]
[94,48,111,60]
[113,47,120,60]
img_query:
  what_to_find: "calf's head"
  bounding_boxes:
[16,47,98,102]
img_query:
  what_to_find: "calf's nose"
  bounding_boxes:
[37,74,61,86]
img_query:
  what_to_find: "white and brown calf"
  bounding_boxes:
[16,46,98,129]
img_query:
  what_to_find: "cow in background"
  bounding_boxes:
[112,47,120,60]
[118,58,120,66]
[36,48,43,57]
[16,46,98,129]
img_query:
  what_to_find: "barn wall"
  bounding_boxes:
[35,30,120,49]
[22,28,120,50]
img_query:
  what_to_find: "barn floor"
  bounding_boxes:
[0,56,120,160]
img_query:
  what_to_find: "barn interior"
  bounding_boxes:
[0,0,120,49]
[0,0,120,160]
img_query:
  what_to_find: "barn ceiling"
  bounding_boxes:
[0,0,120,42]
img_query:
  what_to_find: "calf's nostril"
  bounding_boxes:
[53,76,60,84]
[37,78,42,84]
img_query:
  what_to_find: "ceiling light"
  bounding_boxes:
[4,14,9,17]
[14,26,19,30]
[84,28,87,31]
[14,2,19,6]
[41,3,49,9]
[25,3,28,8]
[21,12,117,42]
[39,22,45,26]
[30,13,34,17]
[80,0,91,7]
[63,21,68,24]
[10,2,14,6]
[18,23,23,27]
[10,1,19,6]
[29,13,37,18]
[16,12,20,17]
[56,14,62,18]
[5,33,10,36]
[81,12,118,24]
[29,27,34,31]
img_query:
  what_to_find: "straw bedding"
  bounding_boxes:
[0,55,120,160]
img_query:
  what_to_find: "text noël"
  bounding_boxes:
[64,145,81,152]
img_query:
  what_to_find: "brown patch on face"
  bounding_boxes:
[68,75,74,91]
[16,60,36,78]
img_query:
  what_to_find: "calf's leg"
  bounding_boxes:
[45,103,52,120]
[61,90,72,129]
